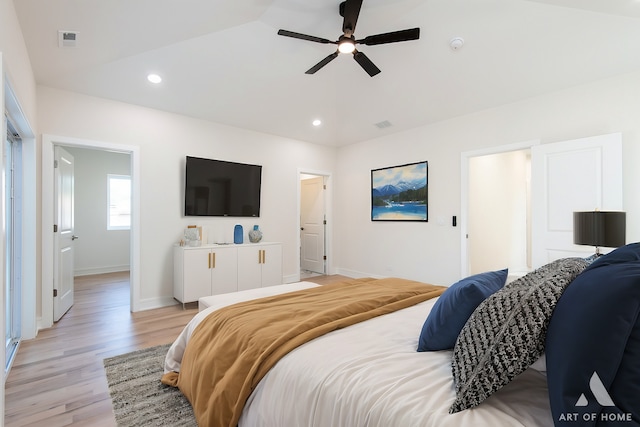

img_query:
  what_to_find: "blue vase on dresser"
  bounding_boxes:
[234,224,243,244]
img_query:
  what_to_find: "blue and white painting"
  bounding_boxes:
[371,161,428,221]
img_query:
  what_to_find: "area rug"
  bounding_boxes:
[103,343,196,426]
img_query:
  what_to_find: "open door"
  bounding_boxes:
[300,176,325,274]
[463,133,623,277]
[531,133,623,267]
[54,146,76,321]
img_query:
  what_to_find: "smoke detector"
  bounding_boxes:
[58,31,79,48]
[449,37,464,51]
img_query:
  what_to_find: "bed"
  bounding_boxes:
[163,244,640,427]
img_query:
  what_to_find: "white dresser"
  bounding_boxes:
[173,242,282,304]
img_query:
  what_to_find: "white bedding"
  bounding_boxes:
[165,281,553,427]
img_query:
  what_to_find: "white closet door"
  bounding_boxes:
[531,133,623,267]
[300,176,325,274]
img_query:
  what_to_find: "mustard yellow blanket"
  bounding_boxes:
[162,277,445,427]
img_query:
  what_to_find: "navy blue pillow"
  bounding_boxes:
[417,269,507,351]
[585,242,640,271]
[546,260,640,426]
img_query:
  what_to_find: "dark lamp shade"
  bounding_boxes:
[573,211,626,248]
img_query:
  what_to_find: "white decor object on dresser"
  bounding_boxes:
[237,243,283,291]
[173,242,282,304]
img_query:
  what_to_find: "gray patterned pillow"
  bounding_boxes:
[449,257,588,413]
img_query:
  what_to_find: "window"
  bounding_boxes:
[107,174,131,230]
[5,116,22,371]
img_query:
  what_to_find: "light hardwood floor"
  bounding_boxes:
[4,271,347,427]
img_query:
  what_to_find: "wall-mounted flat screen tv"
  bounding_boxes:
[184,156,262,217]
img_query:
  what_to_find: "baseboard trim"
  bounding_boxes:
[74,265,130,277]
[333,268,384,279]
[283,273,299,283]
[137,296,179,312]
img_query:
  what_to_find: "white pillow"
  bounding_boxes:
[529,354,546,375]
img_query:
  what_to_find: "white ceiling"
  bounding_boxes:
[13,0,640,146]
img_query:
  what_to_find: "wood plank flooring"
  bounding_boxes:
[4,272,348,427]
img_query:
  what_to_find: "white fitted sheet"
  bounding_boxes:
[165,281,553,427]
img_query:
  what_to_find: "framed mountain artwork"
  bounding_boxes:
[371,161,428,222]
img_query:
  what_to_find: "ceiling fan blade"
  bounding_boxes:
[341,0,363,36]
[353,50,381,77]
[277,29,335,45]
[306,52,339,74]
[358,28,420,46]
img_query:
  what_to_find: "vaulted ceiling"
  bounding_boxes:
[14,0,640,146]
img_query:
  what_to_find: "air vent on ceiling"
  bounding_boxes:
[58,30,78,48]
[374,120,393,129]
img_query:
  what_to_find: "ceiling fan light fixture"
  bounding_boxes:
[338,37,356,54]
[277,0,420,75]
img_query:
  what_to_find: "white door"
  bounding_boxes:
[54,146,76,321]
[300,176,325,274]
[531,133,623,267]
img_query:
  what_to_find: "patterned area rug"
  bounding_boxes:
[103,344,196,426]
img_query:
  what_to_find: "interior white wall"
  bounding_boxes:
[36,86,337,311]
[65,147,131,276]
[334,132,461,285]
[0,0,37,126]
[468,150,530,275]
[334,71,640,286]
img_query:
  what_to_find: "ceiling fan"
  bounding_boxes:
[277,0,420,77]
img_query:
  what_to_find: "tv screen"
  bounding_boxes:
[184,156,262,217]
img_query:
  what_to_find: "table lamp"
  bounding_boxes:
[573,211,626,256]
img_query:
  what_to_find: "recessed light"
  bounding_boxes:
[312,119,322,127]
[147,73,162,84]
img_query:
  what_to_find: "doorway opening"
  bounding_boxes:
[467,149,531,280]
[42,135,141,330]
[57,146,132,321]
[299,172,329,280]
[461,140,538,280]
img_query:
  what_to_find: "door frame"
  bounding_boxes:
[460,139,540,278]
[41,134,141,329]
[296,168,332,282]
